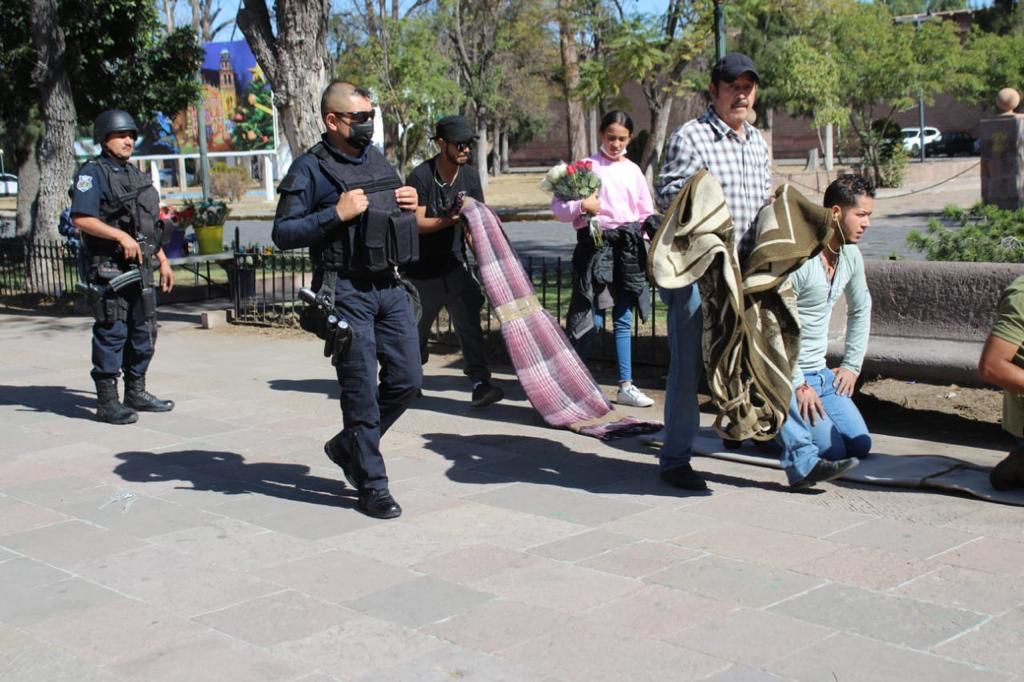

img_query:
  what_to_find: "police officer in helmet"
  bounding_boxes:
[71,109,176,425]
[273,81,421,519]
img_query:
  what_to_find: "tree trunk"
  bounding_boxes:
[588,107,598,155]
[558,0,587,161]
[238,0,330,155]
[491,120,502,177]
[29,0,76,247]
[500,130,510,173]
[475,111,488,190]
[163,0,176,31]
[640,95,674,178]
[15,142,39,239]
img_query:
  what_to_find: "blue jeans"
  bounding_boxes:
[573,295,636,383]
[779,367,872,484]
[659,285,703,472]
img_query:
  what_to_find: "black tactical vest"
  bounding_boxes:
[309,143,419,276]
[82,157,164,261]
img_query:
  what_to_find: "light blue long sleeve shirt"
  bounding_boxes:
[789,245,872,387]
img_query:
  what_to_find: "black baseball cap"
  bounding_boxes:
[434,115,477,143]
[711,53,760,84]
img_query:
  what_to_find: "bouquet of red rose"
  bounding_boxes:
[540,159,604,246]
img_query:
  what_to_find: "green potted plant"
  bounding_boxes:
[178,199,229,255]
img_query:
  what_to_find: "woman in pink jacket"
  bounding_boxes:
[552,111,656,408]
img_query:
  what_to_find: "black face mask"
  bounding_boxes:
[346,121,374,150]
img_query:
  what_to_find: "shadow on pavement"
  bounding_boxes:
[113,449,357,509]
[267,378,339,398]
[420,432,717,498]
[0,384,96,421]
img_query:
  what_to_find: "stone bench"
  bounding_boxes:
[827,260,1024,386]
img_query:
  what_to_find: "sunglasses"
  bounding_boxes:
[446,140,473,152]
[332,110,375,124]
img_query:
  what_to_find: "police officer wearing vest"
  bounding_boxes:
[71,109,175,425]
[273,81,421,519]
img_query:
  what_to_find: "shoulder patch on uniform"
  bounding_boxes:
[76,175,94,192]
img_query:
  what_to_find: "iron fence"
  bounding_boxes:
[229,250,671,366]
[0,239,671,366]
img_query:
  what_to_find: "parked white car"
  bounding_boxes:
[0,173,17,196]
[901,127,941,154]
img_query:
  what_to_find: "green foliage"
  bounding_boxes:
[877,0,968,14]
[178,199,230,229]
[878,142,909,188]
[957,28,1024,107]
[0,0,201,169]
[907,203,1024,262]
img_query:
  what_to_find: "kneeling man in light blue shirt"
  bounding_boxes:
[780,174,874,489]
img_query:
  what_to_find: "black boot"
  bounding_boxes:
[124,374,175,412]
[94,378,138,425]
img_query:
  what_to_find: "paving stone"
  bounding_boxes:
[792,545,937,591]
[529,529,634,562]
[0,556,70,592]
[703,666,793,681]
[355,643,545,681]
[108,631,305,682]
[893,565,1024,615]
[824,518,980,558]
[647,555,824,608]
[1,476,119,509]
[597,506,726,542]
[684,492,873,538]
[322,520,475,566]
[147,517,325,569]
[669,608,835,668]
[0,494,69,535]
[675,523,840,569]
[196,590,356,647]
[411,544,542,585]
[469,482,651,526]
[499,623,730,682]
[74,544,280,618]
[473,558,641,613]
[946,506,1024,543]
[933,607,1024,674]
[578,540,702,578]
[770,582,987,649]
[269,616,444,680]
[0,577,124,627]
[423,599,576,653]
[936,537,1024,577]
[24,599,209,665]
[56,492,220,539]
[255,548,418,604]
[769,632,1010,682]
[0,519,146,567]
[344,576,493,628]
[579,584,736,639]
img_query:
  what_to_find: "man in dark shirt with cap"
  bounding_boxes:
[404,115,504,407]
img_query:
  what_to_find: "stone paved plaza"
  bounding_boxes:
[1,307,1022,681]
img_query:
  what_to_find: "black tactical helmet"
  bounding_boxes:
[93,109,138,145]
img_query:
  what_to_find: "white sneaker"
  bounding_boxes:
[616,384,654,408]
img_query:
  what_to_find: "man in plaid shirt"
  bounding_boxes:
[653,53,772,491]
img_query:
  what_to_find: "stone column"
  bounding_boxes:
[980,88,1024,210]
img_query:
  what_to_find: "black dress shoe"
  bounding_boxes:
[324,437,358,489]
[471,381,504,407]
[358,488,402,519]
[660,464,709,491]
[792,457,860,490]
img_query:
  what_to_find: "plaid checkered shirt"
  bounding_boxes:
[655,107,772,259]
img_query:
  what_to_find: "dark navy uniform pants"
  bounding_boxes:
[90,286,156,381]
[332,276,422,491]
